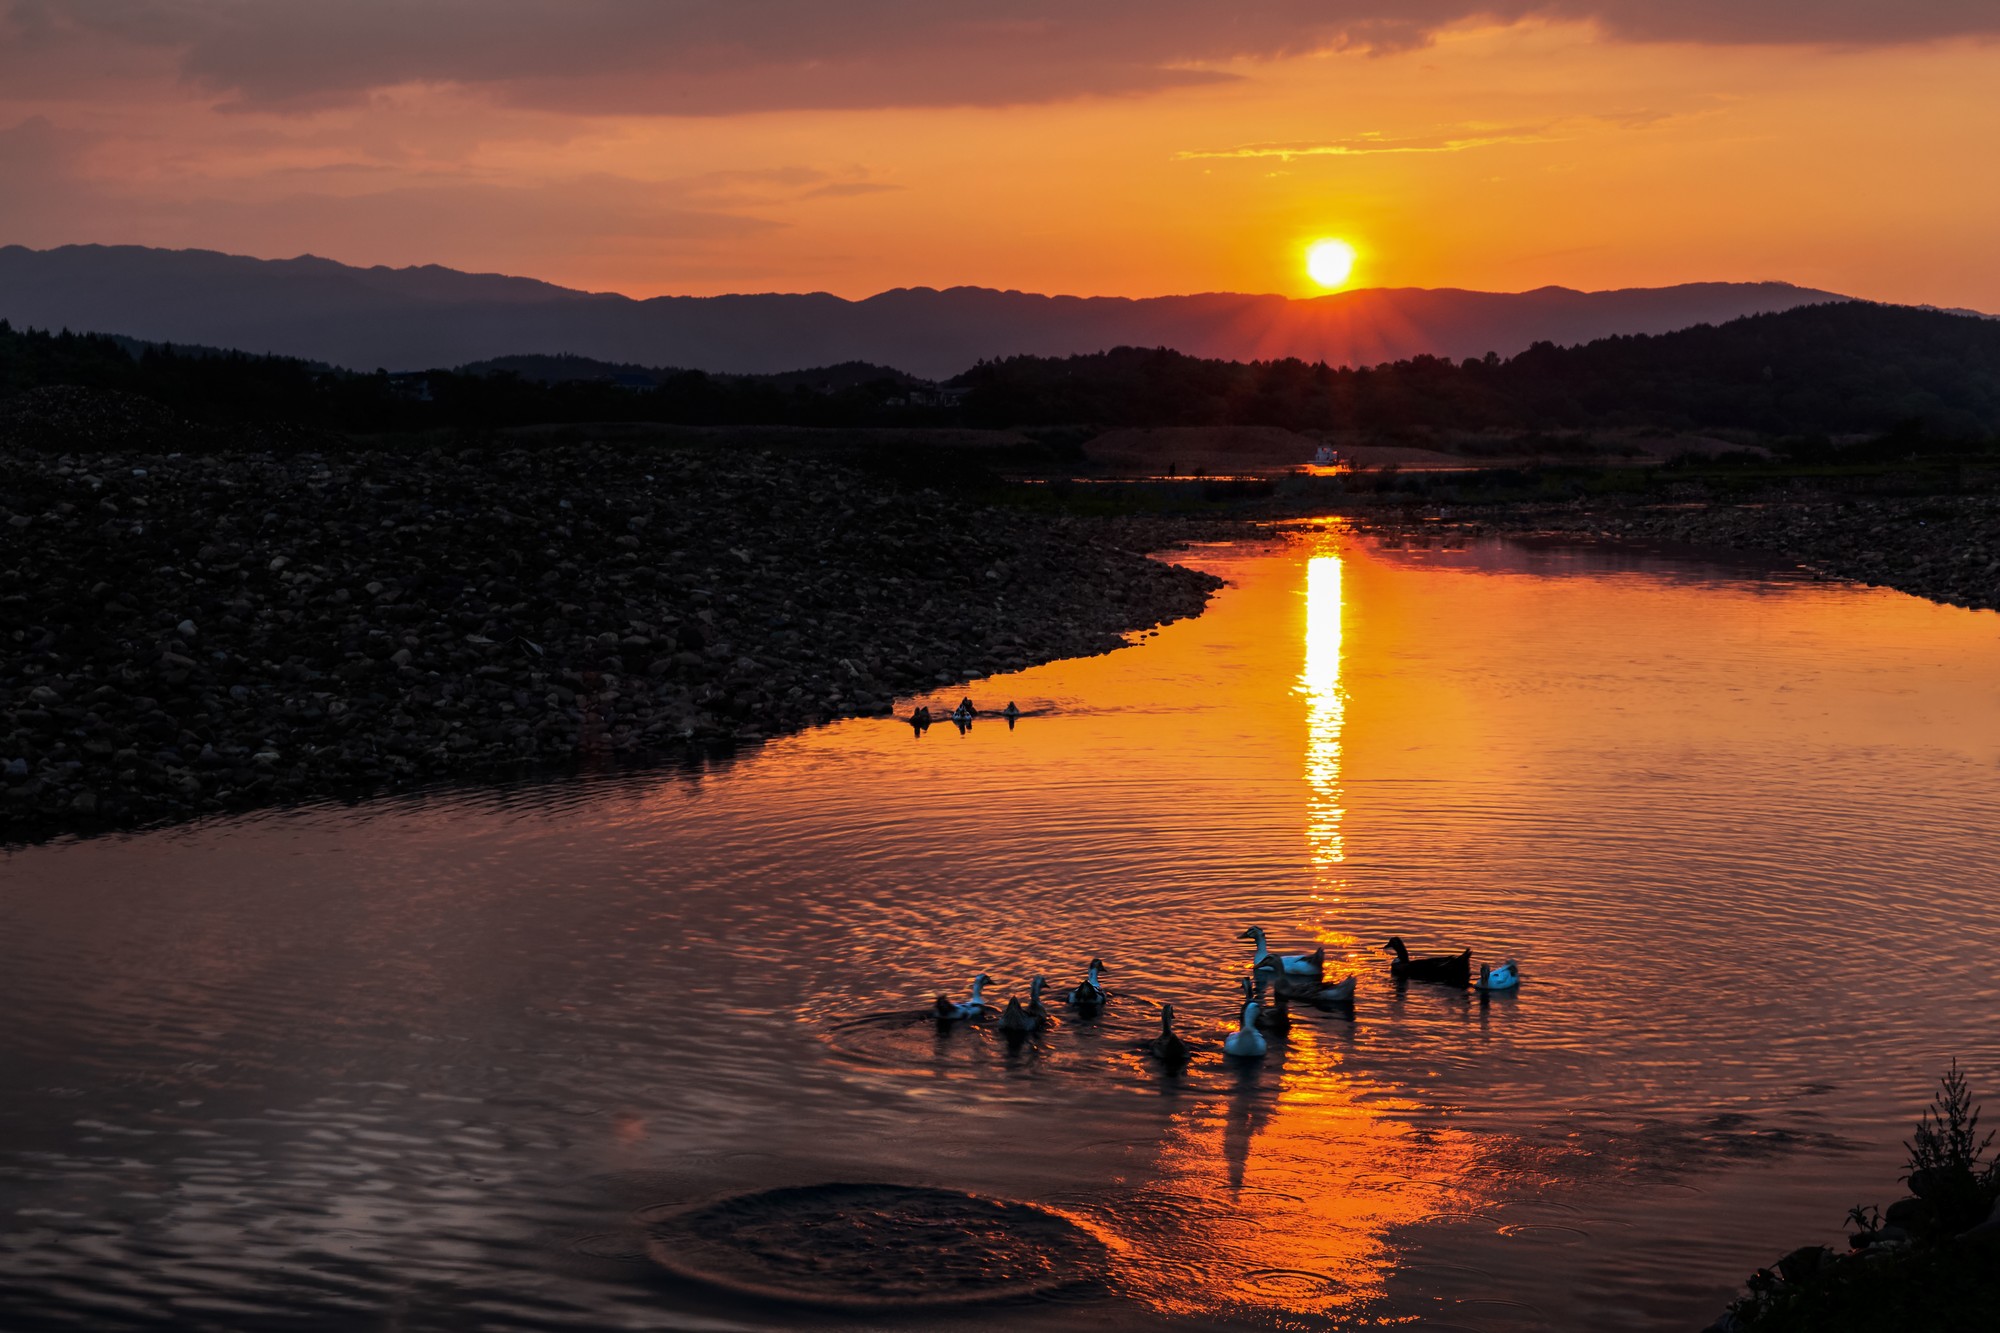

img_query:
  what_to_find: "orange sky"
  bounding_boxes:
[2,9,1996,307]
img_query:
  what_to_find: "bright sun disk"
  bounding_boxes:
[1306,239,1357,290]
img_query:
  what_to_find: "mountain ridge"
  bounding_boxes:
[0,242,1859,379]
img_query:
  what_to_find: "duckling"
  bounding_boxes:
[1147,1004,1189,1067]
[1475,959,1521,992]
[1223,998,1268,1058]
[1238,926,1324,980]
[1383,937,1472,987]
[1241,974,1291,1033]
[1065,957,1108,1010]
[933,973,992,1021]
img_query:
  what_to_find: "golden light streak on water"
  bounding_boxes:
[1302,549,1347,871]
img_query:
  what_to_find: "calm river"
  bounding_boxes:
[3,526,1998,1331]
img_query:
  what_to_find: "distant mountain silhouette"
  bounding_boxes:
[0,243,1855,379]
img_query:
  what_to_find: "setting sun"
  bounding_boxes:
[1305,239,1358,290]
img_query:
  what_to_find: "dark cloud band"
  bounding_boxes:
[8,2,1997,114]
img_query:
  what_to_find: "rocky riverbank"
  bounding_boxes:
[0,442,1220,841]
[1340,492,2000,613]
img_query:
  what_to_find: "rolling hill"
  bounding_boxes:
[0,243,1851,380]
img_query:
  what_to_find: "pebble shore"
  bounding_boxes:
[1,444,1220,840]
[1346,493,2000,613]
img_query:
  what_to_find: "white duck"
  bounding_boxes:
[933,973,992,1021]
[1223,998,1268,1058]
[1238,926,1324,980]
[1475,960,1522,992]
[1256,955,1356,1005]
[1065,958,1108,1010]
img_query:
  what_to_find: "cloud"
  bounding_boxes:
[9,2,1997,116]
[1178,127,1564,161]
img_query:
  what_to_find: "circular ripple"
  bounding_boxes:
[1236,1267,1348,1298]
[1417,1211,1498,1227]
[566,1230,649,1263]
[1497,1223,1590,1245]
[643,1182,1107,1310]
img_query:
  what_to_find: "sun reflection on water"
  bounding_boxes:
[1302,550,1347,873]
[1114,541,1491,1325]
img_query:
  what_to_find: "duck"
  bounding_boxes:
[1383,937,1472,987]
[1147,1004,1189,1066]
[1223,998,1268,1058]
[1475,959,1521,992]
[997,996,1038,1036]
[999,978,1054,1034]
[909,705,932,730]
[1238,926,1324,980]
[1255,956,1355,1006]
[1065,957,1108,1010]
[1002,701,1021,719]
[933,973,992,1021]
[955,696,977,719]
[1241,974,1291,1033]
[1025,974,1052,1024]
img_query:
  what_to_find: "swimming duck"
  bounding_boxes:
[1025,974,1052,1024]
[1238,926,1324,980]
[955,696,977,719]
[1241,974,1292,1033]
[1002,701,1021,719]
[1065,957,1108,1010]
[1257,956,1357,1006]
[997,996,1038,1036]
[1223,999,1268,1058]
[1383,937,1472,987]
[909,705,932,730]
[999,978,1054,1034]
[1475,959,1521,992]
[933,973,992,1021]
[1147,1004,1189,1067]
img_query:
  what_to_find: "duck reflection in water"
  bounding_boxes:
[1220,1035,1282,1193]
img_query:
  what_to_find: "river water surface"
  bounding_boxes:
[3,525,1998,1331]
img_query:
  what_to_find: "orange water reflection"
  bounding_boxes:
[9,529,1999,1333]
[1120,537,1485,1324]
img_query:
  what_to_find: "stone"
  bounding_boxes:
[0,439,1221,837]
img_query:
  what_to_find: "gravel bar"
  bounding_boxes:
[1,443,1220,841]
